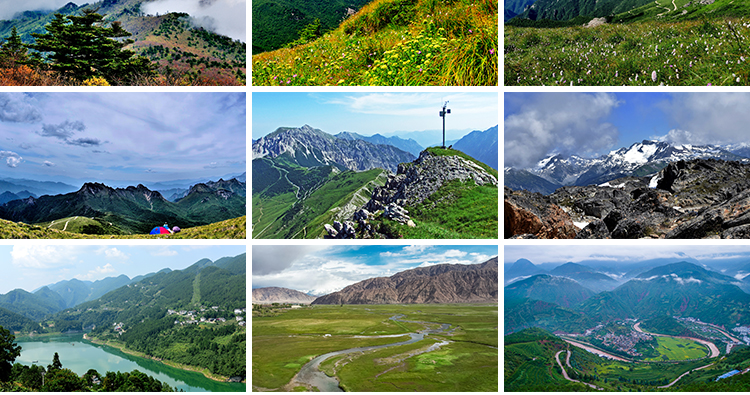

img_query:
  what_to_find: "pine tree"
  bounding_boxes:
[28,9,155,84]
[0,27,27,67]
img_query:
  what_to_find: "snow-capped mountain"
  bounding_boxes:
[508,140,750,193]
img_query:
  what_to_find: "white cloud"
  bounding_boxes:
[75,263,117,281]
[142,0,246,41]
[658,93,750,145]
[151,247,178,256]
[43,160,54,167]
[505,93,620,168]
[11,245,80,269]
[104,247,129,260]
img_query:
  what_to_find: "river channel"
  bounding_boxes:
[290,314,452,391]
[15,334,245,392]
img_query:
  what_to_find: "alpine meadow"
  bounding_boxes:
[252,93,498,239]
[252,0,498,85]
[505,0,750,86]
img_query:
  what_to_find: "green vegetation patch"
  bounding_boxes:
[253,0,497,85]
[506,17,750,86]
[253,304,497,390]
[643,336,709,361]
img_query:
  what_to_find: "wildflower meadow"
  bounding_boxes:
[505,18,750,86]
[252,0,498,86]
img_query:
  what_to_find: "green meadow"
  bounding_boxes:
[252,304,498,391]
[644,337,710,362]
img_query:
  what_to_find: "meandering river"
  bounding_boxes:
[15,334,245,392]
[288,314,452,391]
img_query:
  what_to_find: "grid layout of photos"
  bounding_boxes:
[0,0,248,388]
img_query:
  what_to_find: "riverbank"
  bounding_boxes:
[84,336,241,383]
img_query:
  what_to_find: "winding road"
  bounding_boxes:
[555,350,603,390]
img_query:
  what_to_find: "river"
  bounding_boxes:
[289,314,453,391]
[15,334,245,392]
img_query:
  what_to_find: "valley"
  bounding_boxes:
[252,245,498,392]
[505,246,750,391]
[0,248,246,390]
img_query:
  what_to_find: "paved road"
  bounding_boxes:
[657,363,714,388]
[555,350,603,390]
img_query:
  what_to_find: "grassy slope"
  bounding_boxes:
[374,148,498,239]
[252,0,374,54]
[252,0,497,85]
[0,216,245,239]
[506,0,750,86]
[253,168,386,239]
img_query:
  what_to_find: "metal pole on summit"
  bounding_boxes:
[440,101,450,149]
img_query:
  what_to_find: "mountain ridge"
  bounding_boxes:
[312,257,498,304]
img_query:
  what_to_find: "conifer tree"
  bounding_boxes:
[0,27,27,67]
[28,9,155,84]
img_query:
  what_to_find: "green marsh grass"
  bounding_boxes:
[253,304,497,390]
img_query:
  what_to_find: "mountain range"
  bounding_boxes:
[505,260,750,333]
[253,125,498,239]
[0,178,245,235]
[507,157,750,239]
[0,0,246,85]
[506,140,750,195]
[313,257,498,304]
[251,287,317,304]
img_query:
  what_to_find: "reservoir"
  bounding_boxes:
[15,334,245,392]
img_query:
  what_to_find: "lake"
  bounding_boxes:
[15,334,245,392]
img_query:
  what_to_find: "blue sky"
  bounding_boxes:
[252,245,498,296]
[505,92,750,168]
[253,92,498,147]
[0,245,246,294]
[0,93,245,186]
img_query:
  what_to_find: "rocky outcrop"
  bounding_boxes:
[504,187,578,239]
[506,159,750,239]
[312,257,498,305]
[325,150,497,238]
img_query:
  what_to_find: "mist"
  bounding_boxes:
[142,0,246,42]
[0,1,71,21]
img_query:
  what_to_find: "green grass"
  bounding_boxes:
[0,216,245,239]
[643,336,710,361]
[252,168,387,239]
[253,304,497,390]
[375,178,498,239]
[252,0,497,85]
[505,17,750,86]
